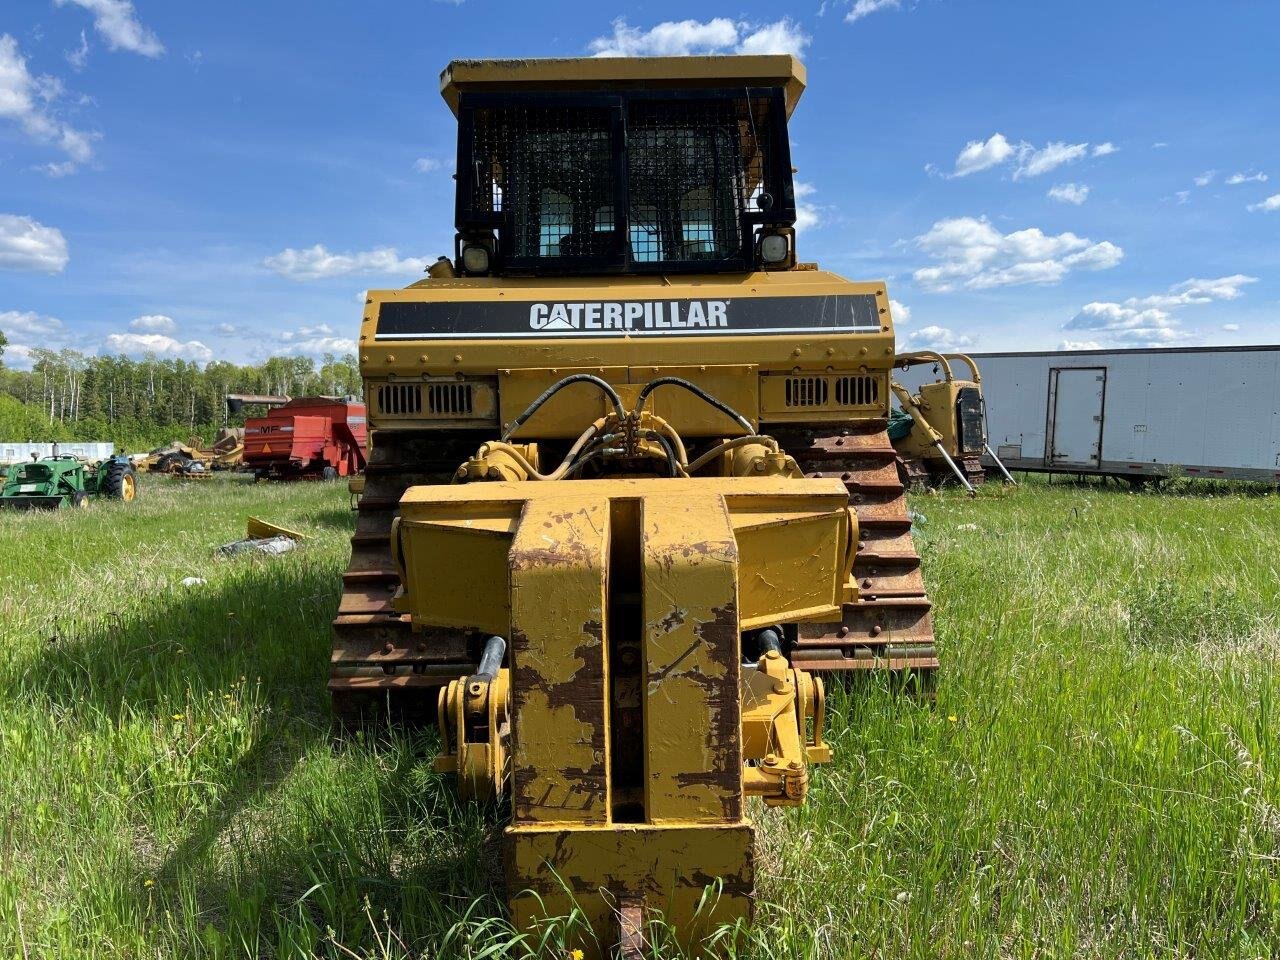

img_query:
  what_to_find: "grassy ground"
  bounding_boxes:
[1,474,1277,958]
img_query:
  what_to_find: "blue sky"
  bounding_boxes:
[1,0,1277,368]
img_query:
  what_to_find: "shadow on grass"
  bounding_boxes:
[304,504,359,531]
[7,562,502,955]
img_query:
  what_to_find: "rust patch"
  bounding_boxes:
[694,602,743,820]
[658,606,687,632]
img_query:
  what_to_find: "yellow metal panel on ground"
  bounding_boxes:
[508,823,754,959]
[641,494,744,824]
[508,495,612,825]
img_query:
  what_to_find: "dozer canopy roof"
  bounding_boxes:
[439,55,807,117]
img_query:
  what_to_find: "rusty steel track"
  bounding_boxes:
[898,453,986,491]
[770,419,939,678]
[329,431,482,728]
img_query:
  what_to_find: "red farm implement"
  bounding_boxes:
[243,397,368,480]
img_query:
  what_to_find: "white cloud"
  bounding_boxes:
[1194,170,1215,187]
[1062,302,1185,346]
[793,181,820,232]
[263,244,429,281]
[951,133,1017,178]
[907,325,976,351]
[737,19,811,55]
[1174,190,1190,205]
[54,0,164,58]
[1014,141,1089,179]
[0,310,69,368]
[66,31,89,71]
[1151,142,1168,149]
[889,298,910,324]
[1062,274,1258,347]
[1226,171,1267,185]
[845,0,901,22]
[0,309,65,337]
[1059,339,1102,351]
[943,134,1112,180]
[1047,182,1089,205]
[913,216,1122,292]
[0,34,97,172]
[1247,194,1280,213]
[0,213,70,273]
[2,343,39,369]
[276,323,358,357]
[1127,274,1257,309]
[129,314,175,333]
[413,157,443,174]
[1221,323,1240,332]
[588,17,808,57]
[104,332,212,362]
[214,323,236,335]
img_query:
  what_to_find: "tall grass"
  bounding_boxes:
[0,475,1276,958]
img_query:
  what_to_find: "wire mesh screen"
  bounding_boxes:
[470,104,616,260]
[460,90,789,270]
[627,96,768,264]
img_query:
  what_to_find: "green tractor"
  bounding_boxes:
[0,447,139,510]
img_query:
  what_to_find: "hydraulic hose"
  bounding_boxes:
[685,435,781,475]
[632,376,754,434]
[502,374,625,441]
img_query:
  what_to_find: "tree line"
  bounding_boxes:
[0,341,361,452]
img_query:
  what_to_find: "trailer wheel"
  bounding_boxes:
[102,461,139,502]
[71,490,90,509]
[323,465,338,481]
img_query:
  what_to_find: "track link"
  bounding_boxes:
[329,431,482,728]
[770,420,939,678]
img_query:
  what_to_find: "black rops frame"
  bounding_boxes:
[453,87,796,276]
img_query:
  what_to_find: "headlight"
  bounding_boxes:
[759,233,790,265]
[461,244,491,275]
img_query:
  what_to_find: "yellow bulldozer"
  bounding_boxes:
[330,55,937,956]
[889,351,1016,491]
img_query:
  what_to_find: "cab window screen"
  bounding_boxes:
[458,88,793,272]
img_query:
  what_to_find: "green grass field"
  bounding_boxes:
[1,475,1277,958]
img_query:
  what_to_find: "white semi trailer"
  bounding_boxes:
[897,345,1280,483]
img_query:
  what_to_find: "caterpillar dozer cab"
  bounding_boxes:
[329,55,938,955]
[890,351,1015,490]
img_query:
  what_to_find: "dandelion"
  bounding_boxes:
[948,714,958,723]
[171,713,184,721]
[144,879,155,888]
[569,951,585,960]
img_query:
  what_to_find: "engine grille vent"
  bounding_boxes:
[835,375,879,406]
[784,377,829,407]
[783,375,879,408]
[427,382,474,416]
[375,384,422,417]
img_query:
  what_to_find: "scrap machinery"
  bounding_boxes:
[329,55,938,956]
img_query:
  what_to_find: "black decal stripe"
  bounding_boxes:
[375,294,880,340]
